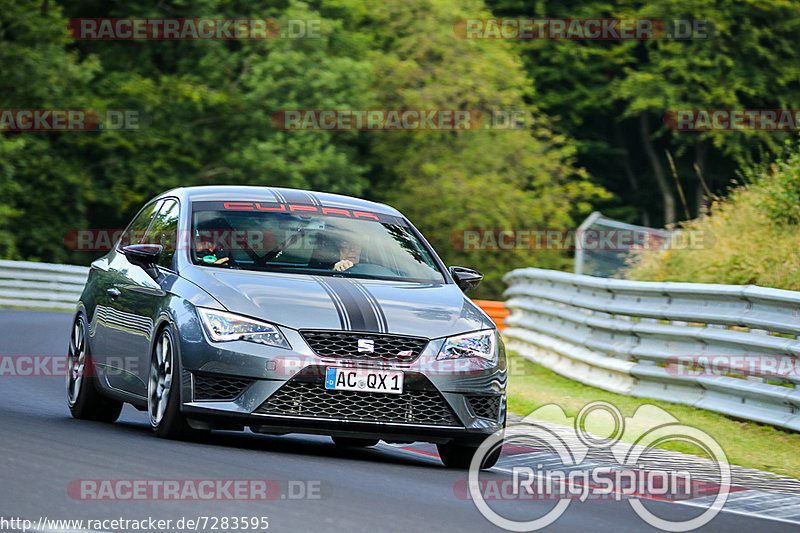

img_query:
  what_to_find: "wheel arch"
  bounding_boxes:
[150,309,191,407]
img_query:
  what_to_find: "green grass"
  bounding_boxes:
[507,353,800,477]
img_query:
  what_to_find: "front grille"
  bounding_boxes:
[466,394,502,420]
[193,373,253,401]
[254,378,458,426]
[301,330,429,363]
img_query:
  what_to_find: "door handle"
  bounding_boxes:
[107,287,121,299]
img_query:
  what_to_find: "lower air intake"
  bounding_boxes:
[193,373,253,401]
[466,394,502,420]
[254,379,458,426]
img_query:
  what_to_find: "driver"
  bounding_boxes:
[333,238,362,272]
[194,218,233,266]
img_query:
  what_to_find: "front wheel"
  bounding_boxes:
[148,327,193,439]
[437,441,502,469]
[66,314,123,422]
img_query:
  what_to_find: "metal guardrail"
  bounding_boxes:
[4,259,800,432]
[0,260,88,310]
[503,267,800,432]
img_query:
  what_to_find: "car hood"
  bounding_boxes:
[185,267,494,338]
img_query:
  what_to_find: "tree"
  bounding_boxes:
[2,0,609,299]
[486,0,800,226]
[0,0,100,261]
[333,0,607,296]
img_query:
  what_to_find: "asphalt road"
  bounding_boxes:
[0,309,793,533]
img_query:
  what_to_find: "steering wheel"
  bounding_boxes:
[344,262,397,276]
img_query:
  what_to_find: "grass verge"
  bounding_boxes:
[507,353,800,477]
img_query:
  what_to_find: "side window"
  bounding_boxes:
[117,201,161,249]
[146,199,180,269]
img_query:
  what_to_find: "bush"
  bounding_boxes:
[754,143,800,226]
[626,142,800,290]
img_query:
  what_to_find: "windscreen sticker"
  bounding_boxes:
[193,200,392,222]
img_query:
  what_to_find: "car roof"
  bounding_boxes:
[158,186,403,217]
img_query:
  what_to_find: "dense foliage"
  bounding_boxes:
[487,0,800,225]
[2,0,798,296]
[627,138,800,289]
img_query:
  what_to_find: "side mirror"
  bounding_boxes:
[122,244,162,279]
[449,266,483,292]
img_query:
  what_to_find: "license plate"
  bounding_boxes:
[324,367,403,394]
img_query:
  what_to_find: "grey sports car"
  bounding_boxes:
[67,186,506,468]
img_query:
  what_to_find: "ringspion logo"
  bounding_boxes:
[468,401,730,531]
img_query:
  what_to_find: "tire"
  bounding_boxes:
[148,327,193,439]
[67,314,123,422]
[437,441,502,469]
[331,436,380,447]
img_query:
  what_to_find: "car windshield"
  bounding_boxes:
[190,200,445,283]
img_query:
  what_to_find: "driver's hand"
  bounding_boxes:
[214,257,229,265]
[333,259,354,271]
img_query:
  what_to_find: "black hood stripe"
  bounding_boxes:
[313,275,388,333]
[279,188,317,207]
[306,192,323,207]
[318,277,382,332]
[327,278,380,332]
[353,281,388,333]
[313,277,349,330]
[271,189,287,204]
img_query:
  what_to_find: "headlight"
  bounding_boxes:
[198,308,291,349]
[437,329,497,363]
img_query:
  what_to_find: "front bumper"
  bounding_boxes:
[177,325,507,445]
